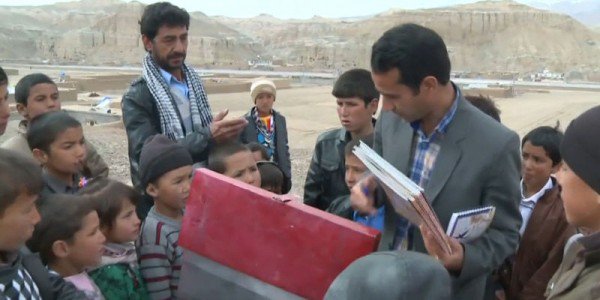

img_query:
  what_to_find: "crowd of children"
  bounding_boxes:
[1,48,600,299]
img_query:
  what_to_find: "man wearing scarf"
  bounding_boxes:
[122,2,247,219]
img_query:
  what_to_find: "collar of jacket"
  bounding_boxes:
[579,231,600,266]
[536,177,559,204]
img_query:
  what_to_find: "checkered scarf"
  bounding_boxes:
[142,53,213,140]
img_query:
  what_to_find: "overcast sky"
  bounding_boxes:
[0,0,565,19]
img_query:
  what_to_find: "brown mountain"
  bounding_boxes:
[217,1,600,75]
[0,0,598,77]
[0,0,261,66]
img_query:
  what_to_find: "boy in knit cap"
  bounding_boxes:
[239,79,291,193]
[545,105,600,299]
[136,134,193,299]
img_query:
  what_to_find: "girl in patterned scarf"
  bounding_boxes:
[80,179,149,300]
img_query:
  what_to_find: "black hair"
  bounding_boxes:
[140,2,190,40]
[257,161,284,194]
[522,125,563,166]
[247,142,269,160]
[332,69,380,105]
[371,23,451,94]
[465,95,501,122]
[27,111,82,153]
[14,73,56,106]
[208,142,251,174]
[344,135,374,157]
[0,149,43,215]
[0,66,7,86]
[28,194,97,265]
[79,178,140,231]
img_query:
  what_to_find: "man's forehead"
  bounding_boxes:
[156,24,188,35]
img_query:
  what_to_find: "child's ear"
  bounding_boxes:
[369,98,379,114]
[16,103,29,119]
[51,240,70,259]
[146,183,159,198]
[32,148,49,165]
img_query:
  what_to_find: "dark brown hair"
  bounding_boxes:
[79,178,140,230]
[0,149,43,215]
[28,194,97,265]
[208,142,251,174]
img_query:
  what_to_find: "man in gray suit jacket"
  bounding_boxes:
[351,23,522,299]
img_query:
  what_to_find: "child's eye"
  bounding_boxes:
[89,227,99,237]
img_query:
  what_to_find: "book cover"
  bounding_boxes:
[446,206,496,243]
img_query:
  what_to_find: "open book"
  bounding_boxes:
[353,142,453,255]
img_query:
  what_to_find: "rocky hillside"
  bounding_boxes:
[0,0,598,76]
[217,1,600,74]
[0,0,261,66]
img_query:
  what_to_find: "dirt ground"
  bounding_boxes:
[2,85,599,197]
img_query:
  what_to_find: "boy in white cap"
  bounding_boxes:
[239,79,291,193]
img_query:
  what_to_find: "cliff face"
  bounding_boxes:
[0,0,262,66]
[218,1,599,73]
[0,0,598,75]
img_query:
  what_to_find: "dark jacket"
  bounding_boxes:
[239,109,291,193]
[303,128,351,210]
[326,195,354,220]
[10,251,86,299]
[499,181,577,300]
[122,77,212,218]
[545,231,600,299]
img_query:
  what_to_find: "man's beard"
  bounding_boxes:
[153,52,186,72]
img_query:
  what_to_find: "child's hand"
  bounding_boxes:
[350,175,378,215]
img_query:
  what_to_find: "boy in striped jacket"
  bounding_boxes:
[136,135,193,299]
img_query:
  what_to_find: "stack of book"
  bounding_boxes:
[353,142,453,255]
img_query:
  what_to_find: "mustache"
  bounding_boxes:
[168,52,186,59]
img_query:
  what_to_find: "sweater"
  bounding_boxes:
[136,207,183,299]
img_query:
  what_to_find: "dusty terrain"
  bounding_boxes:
[2,78,598,197]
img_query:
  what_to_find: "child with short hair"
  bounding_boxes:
[304,68,379,211]
[0,73,108,177]
[257,161,284,194]
[79,179,149,299]
[545,106,600,299]
[240,79,291,193]
[247,141,269,162]
[28,194,106,299]
[0,66,10,136]
[498,125,575,299]
[136,134,193,299]
[27,111,88,197]
[208,142,261,188]
[0,148,87,299]
[465,94,501,122]
[327,136,384,231]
